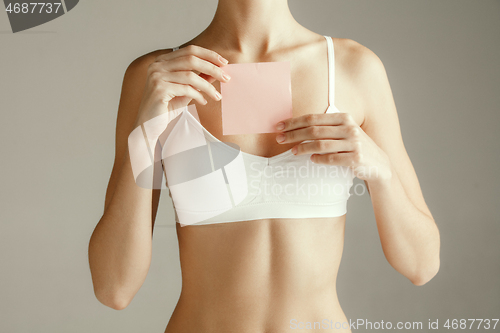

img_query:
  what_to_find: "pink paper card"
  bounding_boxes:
[220,61,293,135]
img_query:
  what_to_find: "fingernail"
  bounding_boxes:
[292,146,297,154]
[215,91,222,100]
[276,134,285,143]
[219,55,229,64]
[276,122,285,130]
[222,72,231,81]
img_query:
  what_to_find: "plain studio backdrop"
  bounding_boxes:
[1,0,499,332]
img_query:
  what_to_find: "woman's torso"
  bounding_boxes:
[164,31,364,333]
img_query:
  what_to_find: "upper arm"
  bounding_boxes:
[103,49,173,228]
[348,40,433,219]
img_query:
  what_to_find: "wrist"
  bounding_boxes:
[366,162,394,190]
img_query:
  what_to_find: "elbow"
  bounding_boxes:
[88,240,133,310]
[94,287,132,310]
[410,259,440,286]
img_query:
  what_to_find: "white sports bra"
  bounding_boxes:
[156,35,354,226]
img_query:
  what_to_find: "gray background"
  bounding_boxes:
[1,0,499,332]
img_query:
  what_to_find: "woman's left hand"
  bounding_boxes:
[275,112,393,184]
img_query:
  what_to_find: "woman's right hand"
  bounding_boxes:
[133,44,231,126]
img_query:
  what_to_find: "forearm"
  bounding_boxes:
[88,149,154,308]
[366,165,440,285]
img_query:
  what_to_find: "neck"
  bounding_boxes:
[202,0,304,55]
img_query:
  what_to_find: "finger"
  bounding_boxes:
[277,112,354,132]
[163,71,222,101]
[294,139,355,155]
[199,73,217,84]
[155,45,231,84]
[161,81,208,106]
[276,124,351,144]
[159,44,229,67]
[310,151,358,166]
[163,55,230,86]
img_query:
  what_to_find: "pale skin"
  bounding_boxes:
[88,0,440,332]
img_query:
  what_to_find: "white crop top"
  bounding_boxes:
[140,35,354,226]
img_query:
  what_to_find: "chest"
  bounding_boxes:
[190,56,364,158]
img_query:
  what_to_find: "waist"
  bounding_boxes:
[171,217,347,328]
[168,287,348,333]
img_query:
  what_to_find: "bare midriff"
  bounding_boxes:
[164,216,352,333]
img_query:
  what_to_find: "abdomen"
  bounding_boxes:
[166,216,349,333]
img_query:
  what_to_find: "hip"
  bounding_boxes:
[165,289,351,333]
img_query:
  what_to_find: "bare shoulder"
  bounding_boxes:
[117,48,175,131]
[332,37,384,79]
[332,38,391,127]
[103,47,174,212]
[124,48,174,87]
[333,38,386,87]
[114,48,175,156]
[131,48,174,66]
[334,38,434,220]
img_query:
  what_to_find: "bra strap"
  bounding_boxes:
[324,35,335,106]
